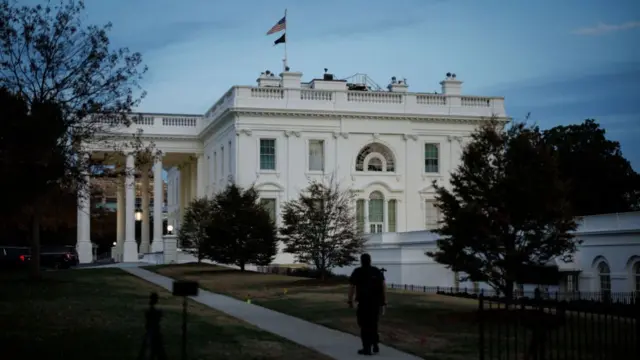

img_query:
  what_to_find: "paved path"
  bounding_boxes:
[123,267,422,360]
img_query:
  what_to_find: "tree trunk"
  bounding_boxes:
[29,215,41,280]
[504,280,515,301]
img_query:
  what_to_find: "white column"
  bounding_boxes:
[116,179,125,261]
[151,155,164,252]
[76,169,93,264]
[140,165,150,253]
[190,158,197,200]
[196,153,205,198]
[383,199,389,232]
[179,167,187,229]
[364,199,370,234]
[123,153,138,262]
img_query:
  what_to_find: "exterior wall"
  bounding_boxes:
[333,212,640,294]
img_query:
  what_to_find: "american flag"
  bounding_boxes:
[266,16,286,35]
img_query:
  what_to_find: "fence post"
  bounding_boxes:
[479,293,485,360]
[636,296,640,358]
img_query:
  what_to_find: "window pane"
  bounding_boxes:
[425,200,439,229]
[388,199,397,232]
[367,157,383,171]
[424,144,439,173]
[260,139,276,170]
[356,200,365,233]
[369,199,384,223]
[260,198,277,223]
[309,140,325,171]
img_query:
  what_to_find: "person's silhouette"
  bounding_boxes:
[139,292,167,360]
[347,253,387,356]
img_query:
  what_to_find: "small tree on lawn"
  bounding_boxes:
[178,197,214,263]
[205,184,277,271]
[280,177,365,279]
[426,120,580,299]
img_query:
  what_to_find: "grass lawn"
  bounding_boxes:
[148,263,480,360]
[0,268,331,360]
[149,263,639,360]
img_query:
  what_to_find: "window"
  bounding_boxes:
[308,139,325,171]
[425,200,439,230]
[367,157,383,171]
[598,261,611,301]
[260,139,276,170]
[228,141,232,174]
[213,151,217,180]
[260,198,277,223]
[368,191,384,233]
[566,273,579,292]
[387,199,397,232]
[221,146,225,176]
[356,199,365,233]
[424,144,439,173]
[634,262,640,297]
[355,143,395,172]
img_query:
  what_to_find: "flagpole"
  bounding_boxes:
[283,8,288,72]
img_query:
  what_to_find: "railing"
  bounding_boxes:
[201,86,507,126]
[388,284,639,304]
[478,290,640,360]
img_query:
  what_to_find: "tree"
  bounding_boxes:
[0,0,147,277]
[280,178,365,278]
[178,197,214,263]
[205,184,277,271]
[542,119,640,215]
[426,121,580,298]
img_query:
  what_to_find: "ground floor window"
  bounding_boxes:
[260,198,277,223]
[355,192,397,234]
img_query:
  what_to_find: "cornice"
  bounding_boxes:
[228,108,508,125]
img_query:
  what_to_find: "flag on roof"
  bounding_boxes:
[273,33,286,46]
[266,16,286,35]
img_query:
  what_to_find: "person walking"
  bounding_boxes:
[347,253,387,356]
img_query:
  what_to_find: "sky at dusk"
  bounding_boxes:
[25,0,640,168]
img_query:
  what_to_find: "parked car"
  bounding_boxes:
[0,246,31,270]
[40,245,79,269]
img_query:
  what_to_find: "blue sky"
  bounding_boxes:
[40,0,640,168]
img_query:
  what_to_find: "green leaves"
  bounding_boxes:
[180,184,278,270]
[427,120,580,297]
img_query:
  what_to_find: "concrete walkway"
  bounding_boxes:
[123,267,422,360]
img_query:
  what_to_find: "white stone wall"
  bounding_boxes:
[333,212,640,294]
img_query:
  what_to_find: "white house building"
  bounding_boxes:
[78,69,507,265]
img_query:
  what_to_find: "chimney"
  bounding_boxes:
[256,70,280,87]
[387,76,409,93]
[440,72,462,95]
[280,71,303,88]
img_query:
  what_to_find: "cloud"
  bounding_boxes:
[572,21,640,35]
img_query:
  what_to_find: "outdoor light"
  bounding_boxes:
[167,224,174,234]
[135,209,142,221]
[112,242,116,246]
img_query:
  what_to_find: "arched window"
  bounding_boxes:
[598,261,611,300]
[355,192,398,234]
[368,191,384,233]
[355,143,395,172]
[633,262,640,297]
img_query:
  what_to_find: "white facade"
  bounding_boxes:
[332,212,640,296]
[80,70,507,264]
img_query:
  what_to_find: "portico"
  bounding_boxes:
[76,144,205,264]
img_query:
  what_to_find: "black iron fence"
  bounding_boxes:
[387,284,640,305]
[478,290,640,360]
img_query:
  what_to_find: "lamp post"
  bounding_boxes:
[167,224,174,235]
[135,209,143,222]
